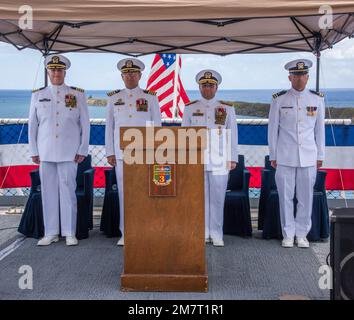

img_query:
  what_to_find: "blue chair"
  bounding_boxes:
[302,170,330,241]
[260,155,330,241]
[261,172,282,239]
[75,155,95,237]
[18,155,95,239]
[223,154,252,237]
[18,170,44,238]
[258,155,275,230]
[100,168,121,238]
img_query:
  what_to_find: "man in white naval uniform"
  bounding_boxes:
[268,59,325,248]
[182,70,238,247]
[29,54,90,246]
[105,58,162,246]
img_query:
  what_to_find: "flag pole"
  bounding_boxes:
[172,54,180,119]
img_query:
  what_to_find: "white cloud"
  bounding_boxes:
[322,38,354,60]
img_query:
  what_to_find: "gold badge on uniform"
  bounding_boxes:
[306,106,317,116]
[65,94,77,108]
[297,62,305,70]
[114,98,125,105]
[215,107,227,125]
[136,98,148,112]
[204,71,212,79]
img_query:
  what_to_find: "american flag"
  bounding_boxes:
[146,54,190,119]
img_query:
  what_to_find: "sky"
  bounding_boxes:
[0,37,354,90]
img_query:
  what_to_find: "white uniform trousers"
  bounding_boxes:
[204,171,229,241]
[115,160,124,237]
[275,165,317,239]
[39,161,78,237]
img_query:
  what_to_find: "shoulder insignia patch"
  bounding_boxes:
[219,100,234,107]
[107,89,121,97]
[310,90,324,97]
[32,87,45,93]
[272,90,287,99]
[185,100,198,106]
[70,86,85,93]
[143,89,157,95]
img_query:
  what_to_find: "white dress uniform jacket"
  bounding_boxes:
[182,97,238,243]
[268,88,325,167]
[182,97,238,173]
[105,86,162,240]
[268,88,326,240]
[28,84,90,238]
[105,86,162,159]
[29,85,90,160]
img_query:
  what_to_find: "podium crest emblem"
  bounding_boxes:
[153,165,172,186]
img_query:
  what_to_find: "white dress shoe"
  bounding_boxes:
[296,237,309,248]
[37,235,59,246]
[66,236,78,246]
[212,239,224,247]
[281,237,294,248]
[117,237,124,246]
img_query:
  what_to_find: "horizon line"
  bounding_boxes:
[1,87,354,91]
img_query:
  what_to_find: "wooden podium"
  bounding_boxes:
[120,126,208,292]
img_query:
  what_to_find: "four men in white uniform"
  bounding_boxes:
[105,58,161,246]
[182,70,238,247]
[29,54,90,246]
[268,59,325,248]
[28,56,325,249]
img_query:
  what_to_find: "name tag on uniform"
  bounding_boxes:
[39,98,51,102]
[136,99,148,112]
[281,106,294,109]
[306,106,317,116]
[192,109,204,116]
[114,98,125,105]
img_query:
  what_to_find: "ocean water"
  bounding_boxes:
[0,88,353,119]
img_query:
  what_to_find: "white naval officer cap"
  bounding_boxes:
[195,69,222,85]
[284,59,313,75]
[44,54,71,70]
[117,58,145,73]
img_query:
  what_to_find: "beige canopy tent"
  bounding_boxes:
[0,0,353,55]
[0,1,353,20]
[0,0,354,88]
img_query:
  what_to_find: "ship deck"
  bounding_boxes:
[0,208,330,300]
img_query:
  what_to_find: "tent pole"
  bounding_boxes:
[172,54,180,119]
[44,65,48,87]
[43,38,49,87]
[314,34,322,93]
[316,51,320,92]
